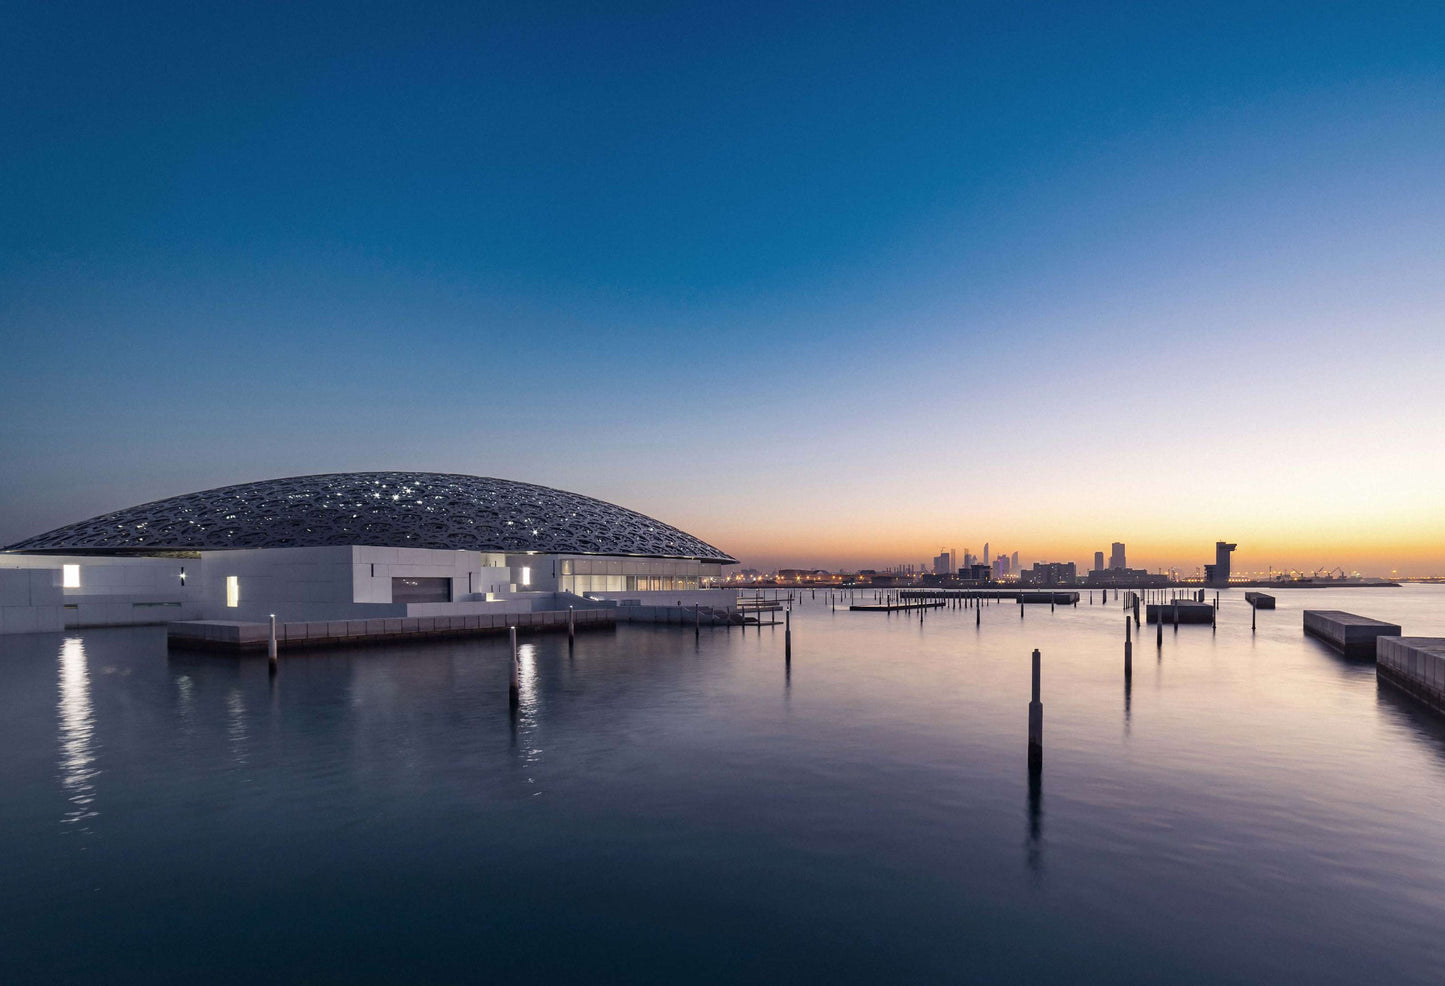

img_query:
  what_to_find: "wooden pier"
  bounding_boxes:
[849,600,947,612]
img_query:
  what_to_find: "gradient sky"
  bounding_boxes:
[3,2,1443,574]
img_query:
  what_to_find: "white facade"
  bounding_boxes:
[0,547,737,634]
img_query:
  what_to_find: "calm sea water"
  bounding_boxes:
[3,586,1445,984]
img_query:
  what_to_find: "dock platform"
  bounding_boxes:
[1376,637,1445,715]
[1244,591,1276,609]
[1303,610,1400,657]
[849,601,947,612]
[168,609,618,653]
[1146,601,1215,625]
[1018,591,1080,605]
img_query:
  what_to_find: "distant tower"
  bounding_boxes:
[984,543,990,568]
[1110,542,1126,570]
[1204,541,1237,586]
[1012,551,1019,571]
[1094,551,1105,572]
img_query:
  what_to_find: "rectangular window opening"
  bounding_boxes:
[391,577,452,604]
[62,564,80,589]
[226,576,239,608]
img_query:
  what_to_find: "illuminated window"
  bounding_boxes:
[521,566,531,587]
[226,576,239,607]
[62,564,80,588]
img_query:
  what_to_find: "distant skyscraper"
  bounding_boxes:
[1011,550,1019,571]
[1110,542,1126,570]
[950,547,958,573]
[1094,551,1105,572]
[933,549,951,575]
[984,543,990,567]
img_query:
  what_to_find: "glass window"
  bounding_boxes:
[62,564,80,588]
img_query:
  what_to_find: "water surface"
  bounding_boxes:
[3,586,1444,983]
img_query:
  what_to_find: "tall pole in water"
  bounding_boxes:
[1028,649,1043,772]
[1125,617,1133,676]
[268,614,278,675]
[568,605,575,649]
[785,606,792,663]
[1156,605,1163,649]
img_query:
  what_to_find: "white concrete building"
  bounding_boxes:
[0,472,738,634]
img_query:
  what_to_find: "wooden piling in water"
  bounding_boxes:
[268,614,278,674]
[1125,618,1133,676]
[1028,649,1043,771]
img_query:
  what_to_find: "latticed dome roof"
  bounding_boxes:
[3,472,736,562]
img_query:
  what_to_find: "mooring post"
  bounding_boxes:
[1028,649,1043,772]
[268,614,278,674]
[1156,606,1163,648]
[509,626,520,710]
[1173,602,1179,632]
[1125,617,1133,675]
[568,605,575,648]
[1252,600,1257,632]
[785,606,792,662]
[694,603,700,641]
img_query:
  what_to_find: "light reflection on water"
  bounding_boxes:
[0,586,1441,983]
[57,637,97,831]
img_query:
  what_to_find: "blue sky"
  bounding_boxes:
[3,2,1443,572]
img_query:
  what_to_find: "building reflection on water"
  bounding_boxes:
[57,637,98,830]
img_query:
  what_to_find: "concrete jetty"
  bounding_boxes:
[1376,637,1445,716]
[1244,591,1276,609]
[1303,610,1401,657]
[1145,601,1214,625]
[1018,591,1079,606]
[168,608,618,653]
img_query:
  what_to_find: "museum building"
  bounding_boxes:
[0,472,737,634]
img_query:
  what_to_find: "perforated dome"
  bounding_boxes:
[3,472,736,562]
